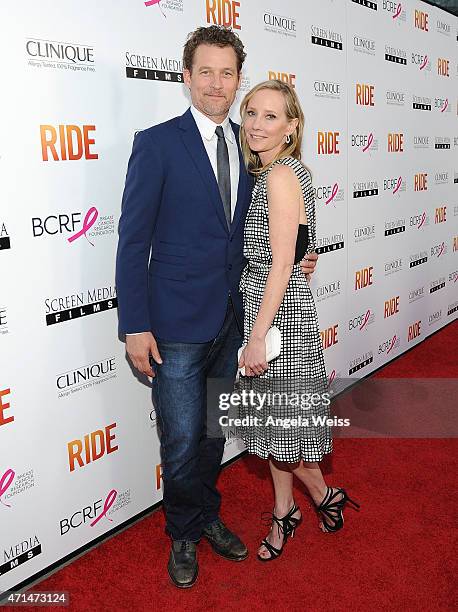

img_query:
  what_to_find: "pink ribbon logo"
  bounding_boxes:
[90,489,117,527]
[441,99,448,113]
[387,334,397,354]
[144,0,166,17]
[418,212,426,229]
[327,370,336,388]
[393,3,402,18]
[68,206,98,246]
[362,133,373,152]
[437,242,445,257]
[359,309,371,331]
[393,176,402,195]
[0,469,15,508]
[325,183,339,205]
[420,55,428,70]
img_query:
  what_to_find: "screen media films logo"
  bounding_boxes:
[44,287,117,325]
[125,51,183,82]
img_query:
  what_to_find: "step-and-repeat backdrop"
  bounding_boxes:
[1,0,457,592]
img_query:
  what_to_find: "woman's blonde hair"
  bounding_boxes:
[239,79,305,176]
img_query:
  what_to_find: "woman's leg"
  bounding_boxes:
[291,461,343,531]
[258,458,301,559]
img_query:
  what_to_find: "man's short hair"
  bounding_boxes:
[183,25,246,73]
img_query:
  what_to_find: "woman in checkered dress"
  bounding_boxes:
[236,80,359,562]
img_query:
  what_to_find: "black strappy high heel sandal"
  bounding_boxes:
[257,503,302,562]
[315,487,360,533]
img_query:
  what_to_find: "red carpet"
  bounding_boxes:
[12,321,458,611]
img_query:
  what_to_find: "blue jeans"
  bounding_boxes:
[151,295,243,541]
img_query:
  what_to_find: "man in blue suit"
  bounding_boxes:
[116,26,318,588]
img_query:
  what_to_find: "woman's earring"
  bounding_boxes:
[285,134,291,144]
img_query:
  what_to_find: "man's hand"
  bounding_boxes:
[300,251,319,282]
[126,332,162,378]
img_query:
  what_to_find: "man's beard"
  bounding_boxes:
[201,95,231,118]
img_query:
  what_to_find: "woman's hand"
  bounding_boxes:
[238,337,268,376]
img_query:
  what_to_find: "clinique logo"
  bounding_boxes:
[26,38,95,72]
[384,218,405,236]
[385,45,406,65]
[354,224,375,242]
[311,25,343,50]
[349,351,373,375]
[353,35,376,56]
[409,285,425,303]
[125,51,183,82]
[44,287,117,325]
[315,233,344,254]
[436,19,451,36]
[315,279,341,302]
[434,172,448,185]
[413,95,431,111]
[1,536,41,576]
[413,135,429,149]
[56,357,117,398]
[0,222,10,250]
[313,80,341,99]
[384,257,402,276]
[263,12,296,37]
[428,310,442,326]
[353,179,378,198]
[386,90,405,106]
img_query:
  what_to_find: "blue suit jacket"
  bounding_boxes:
[116,108,254,342]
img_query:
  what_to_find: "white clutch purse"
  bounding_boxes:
[237,325,282,377]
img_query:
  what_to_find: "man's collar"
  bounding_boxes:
[190,105,234,143]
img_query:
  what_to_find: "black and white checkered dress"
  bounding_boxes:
[236,156,333,463]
